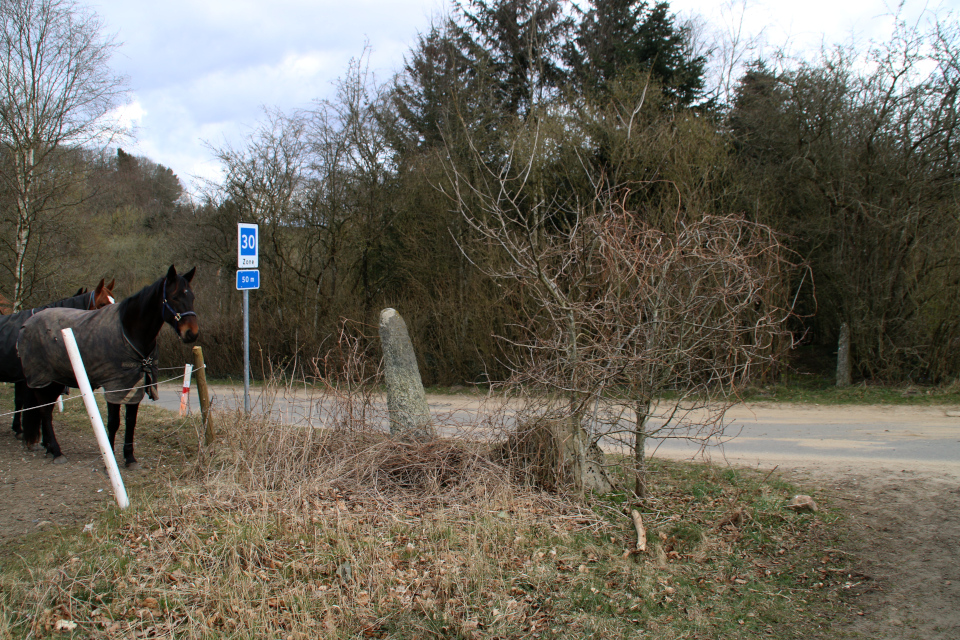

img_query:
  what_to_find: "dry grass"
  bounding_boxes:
[0,383,862,640]
[199,408,510,500]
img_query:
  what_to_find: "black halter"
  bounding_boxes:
[162,280,197,324]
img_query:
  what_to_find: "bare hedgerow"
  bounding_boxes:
[446,103,803,496]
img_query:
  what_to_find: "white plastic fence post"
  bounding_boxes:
[179,363,193,417]
[60,328,129,509]
[56,395,63,412]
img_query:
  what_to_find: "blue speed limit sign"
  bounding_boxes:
[238,223,258,268]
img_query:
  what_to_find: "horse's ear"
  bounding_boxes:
[183,267,196,284]
[94,278,105,293]
[74,287,85,296]
[166,265,178,283]
[107,279,115,291]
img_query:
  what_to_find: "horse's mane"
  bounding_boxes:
[43,291,94,312]
[117,276,164,319]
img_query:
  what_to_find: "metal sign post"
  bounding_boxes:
[237,224,259,414]
[243,289,249,413]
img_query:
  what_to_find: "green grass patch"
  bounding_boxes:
[738,375,960,405]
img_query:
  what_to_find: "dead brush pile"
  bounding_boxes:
[196,406,522,508]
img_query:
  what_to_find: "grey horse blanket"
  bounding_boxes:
[17,303,159,405]
[0,291,95,382]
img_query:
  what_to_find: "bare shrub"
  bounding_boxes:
[448,109,801,494]
[495,416,565,491]
[196,324,518,508]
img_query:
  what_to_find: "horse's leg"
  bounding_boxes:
[122,403,140,469]
[11,381,24,438]
[22,385,67,462]
[39,387,52,452]
[21,388,42,451]
[39,385,66,463]
[106,402,122,451]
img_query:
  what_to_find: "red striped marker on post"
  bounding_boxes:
[179,363,193,417]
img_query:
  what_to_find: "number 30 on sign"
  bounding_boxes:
[238,223,258,268]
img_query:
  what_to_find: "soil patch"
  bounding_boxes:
[0,420,115,544]
[829,471,960,639]
[0,399,188,547]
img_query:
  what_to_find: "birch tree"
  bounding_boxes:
[0,0,126,309]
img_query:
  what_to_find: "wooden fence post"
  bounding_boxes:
[193,346,214,445]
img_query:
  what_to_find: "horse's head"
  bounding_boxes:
[90,279,116,309]
[162,265,199,343]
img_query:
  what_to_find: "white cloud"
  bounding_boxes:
[90,0,955,196]
[91,0,445,194]
[107,98,146,132]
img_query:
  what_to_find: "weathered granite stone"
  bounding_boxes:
[379,308,434,441]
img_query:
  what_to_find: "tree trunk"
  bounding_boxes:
[837,322,851,387]
[634,400,650,498]
[13,147,35,312]
[559,309,614,494]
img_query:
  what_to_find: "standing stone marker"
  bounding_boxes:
[379,308,434,441]
[836,322,851,387]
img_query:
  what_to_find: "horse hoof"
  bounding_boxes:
[125,461,140,470]
[52,456,68,465]
[14,433,22,440]
[26,443,42,452]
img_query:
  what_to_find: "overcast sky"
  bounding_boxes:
[90,0,955,194]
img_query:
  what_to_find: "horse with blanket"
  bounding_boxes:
[18,266,198,466]
[0,280,116,439]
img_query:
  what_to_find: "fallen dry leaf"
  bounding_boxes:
[54,619,77,632]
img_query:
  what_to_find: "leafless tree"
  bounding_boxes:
[587,203,796,495]
[206,50,401,369]
[446,107,797,495]
[708,0,766,108]
[0,0,127,309]
[728,12,960,382]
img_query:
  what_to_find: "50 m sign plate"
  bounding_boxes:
[236,269,260,290]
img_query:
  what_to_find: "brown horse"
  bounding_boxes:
[7,279,116,438]
[19,266,197,465]
[0,281,113,316]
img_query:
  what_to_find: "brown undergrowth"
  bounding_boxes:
[0,399,860,639]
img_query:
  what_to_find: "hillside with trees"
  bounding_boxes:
[3,0,958,387]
